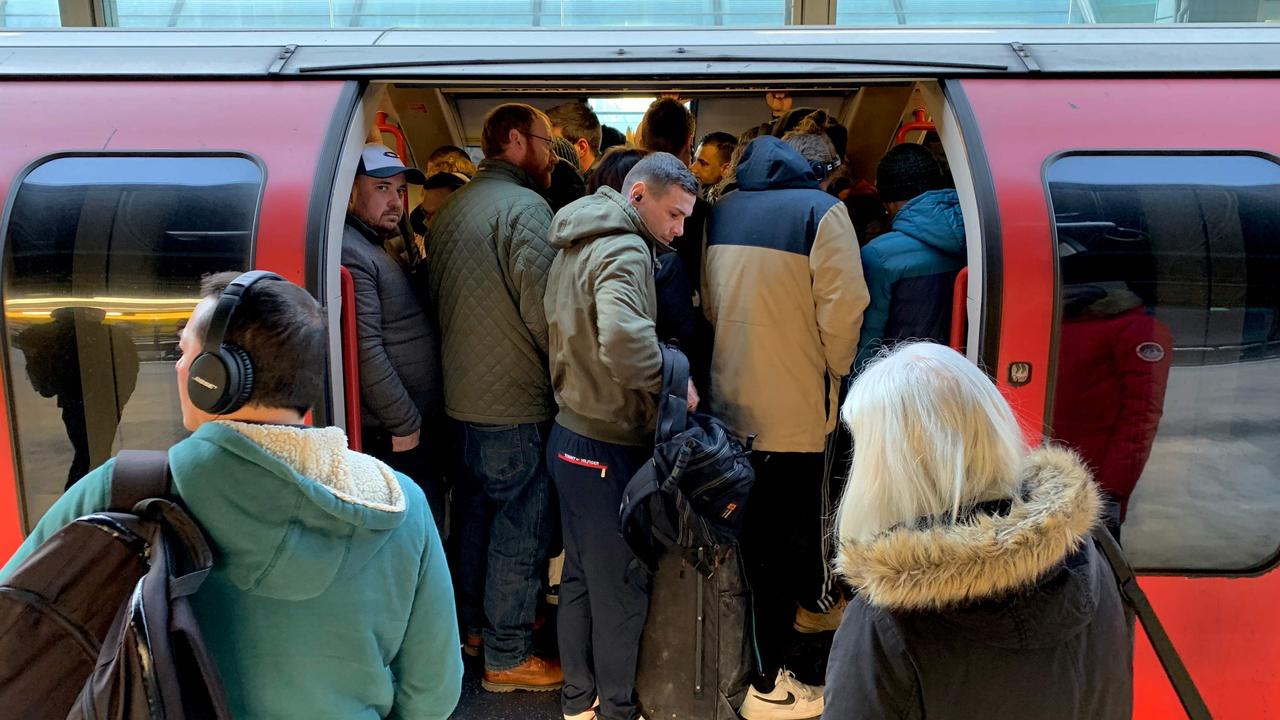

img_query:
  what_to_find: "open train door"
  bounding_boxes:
[0,80,360,557]
[950,77,1280,719]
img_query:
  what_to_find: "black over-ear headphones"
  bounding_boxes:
[811,157,842,179]
[187,270,283,415]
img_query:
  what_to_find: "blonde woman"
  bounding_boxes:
[823,342,1132,720]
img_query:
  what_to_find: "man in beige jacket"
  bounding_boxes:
[703,135,869,720]
[544,153,699,720]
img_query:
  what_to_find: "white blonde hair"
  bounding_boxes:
[835,342,1028,544]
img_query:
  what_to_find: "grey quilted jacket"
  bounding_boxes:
[425,160,557,424]
[340,215,443,437]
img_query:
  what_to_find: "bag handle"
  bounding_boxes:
[1092,527,1212,720]
[655,344,691,444]
[109,450,171,512]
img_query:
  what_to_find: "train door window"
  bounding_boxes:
[2,155,261,530]
[1045,153,1280,572]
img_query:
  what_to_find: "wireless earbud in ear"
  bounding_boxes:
[633,194,643,202]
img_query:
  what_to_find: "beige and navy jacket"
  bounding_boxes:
[703,136,869,453]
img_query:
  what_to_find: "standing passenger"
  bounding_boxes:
[341,143,446,526]
[544,153,699,720]
[854,143,966,371]
[2,272,463,719]
[426,103,563,692]
[704,136,869,720]
[824,342,1132,720]
[690,131,737,203]
[547,101,602,174]
[426,144,478,178]
[637,98,708,289]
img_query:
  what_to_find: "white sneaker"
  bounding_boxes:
[738,669,824,720]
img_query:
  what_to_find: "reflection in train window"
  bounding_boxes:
[2,155,260,530]
[1046,153,1280,573]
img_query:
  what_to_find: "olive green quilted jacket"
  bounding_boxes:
[425,160,558,424]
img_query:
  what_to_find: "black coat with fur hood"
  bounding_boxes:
[823,447,1133,720]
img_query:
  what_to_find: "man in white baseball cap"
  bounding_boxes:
[358,142,427,185]
[342,142,445,530]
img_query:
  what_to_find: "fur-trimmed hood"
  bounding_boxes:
[836,446,1101,613]
[168,421,413,601]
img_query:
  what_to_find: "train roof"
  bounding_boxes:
[0,25,1277,80]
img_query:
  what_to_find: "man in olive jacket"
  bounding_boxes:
[544,153,699,720]
[425,103,562,691]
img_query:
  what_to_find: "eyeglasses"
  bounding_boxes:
[522,130,555,146]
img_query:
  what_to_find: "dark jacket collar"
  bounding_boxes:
[345,212,385,247]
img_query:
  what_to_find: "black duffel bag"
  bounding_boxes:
[620,344,755,578]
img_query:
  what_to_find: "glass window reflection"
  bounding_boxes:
[1046,153,1280,572]
[2,155,259,529]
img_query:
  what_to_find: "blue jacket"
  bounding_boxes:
[855,189,966,371]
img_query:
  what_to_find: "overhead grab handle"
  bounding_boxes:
[375,111,409,161]
[895,108,935,145]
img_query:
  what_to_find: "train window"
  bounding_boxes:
[2,155,260,530]
[1045,153,1280,573]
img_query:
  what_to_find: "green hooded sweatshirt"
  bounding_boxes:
[544,186,664,446]
[0,421,461,720]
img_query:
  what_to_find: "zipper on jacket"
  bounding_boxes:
[557,452,608,478]
[0,586,102,661]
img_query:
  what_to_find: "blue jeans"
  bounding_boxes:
[455,420,552,670]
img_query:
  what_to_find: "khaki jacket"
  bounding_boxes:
[544,187,663,446]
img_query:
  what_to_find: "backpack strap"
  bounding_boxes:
[1092,527,1212,720]
[109,450,172,512]
[654,345,691,444]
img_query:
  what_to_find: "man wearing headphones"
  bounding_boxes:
[1,271,463,719]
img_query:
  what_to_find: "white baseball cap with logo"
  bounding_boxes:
[357,143,426,184]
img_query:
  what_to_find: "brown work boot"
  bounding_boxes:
[462,631,482,658]
[482,655,564,693]
[793,596,848,634]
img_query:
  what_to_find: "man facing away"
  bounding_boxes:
[854,142,967,372]
[703,135,869,720]
[637,98,708,291]
[547,100,602,174]
[341,143,447,527]
[1,272,462,719]
[425,102,563,691]
[544,153,699,720]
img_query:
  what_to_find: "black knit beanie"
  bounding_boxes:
[876,143,942,203]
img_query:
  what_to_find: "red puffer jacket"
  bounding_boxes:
[1051,294,1173,521]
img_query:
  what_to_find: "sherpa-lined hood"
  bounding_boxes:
[836,446,1101,626]
[169,421,407,602]
[549,186,658,252]
[891,189,966,258]
[735,136,821,192]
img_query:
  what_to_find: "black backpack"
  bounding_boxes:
[0,450,230,719]
[620,345,755,578]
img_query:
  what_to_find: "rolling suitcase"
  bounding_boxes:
[636,545,754,720]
